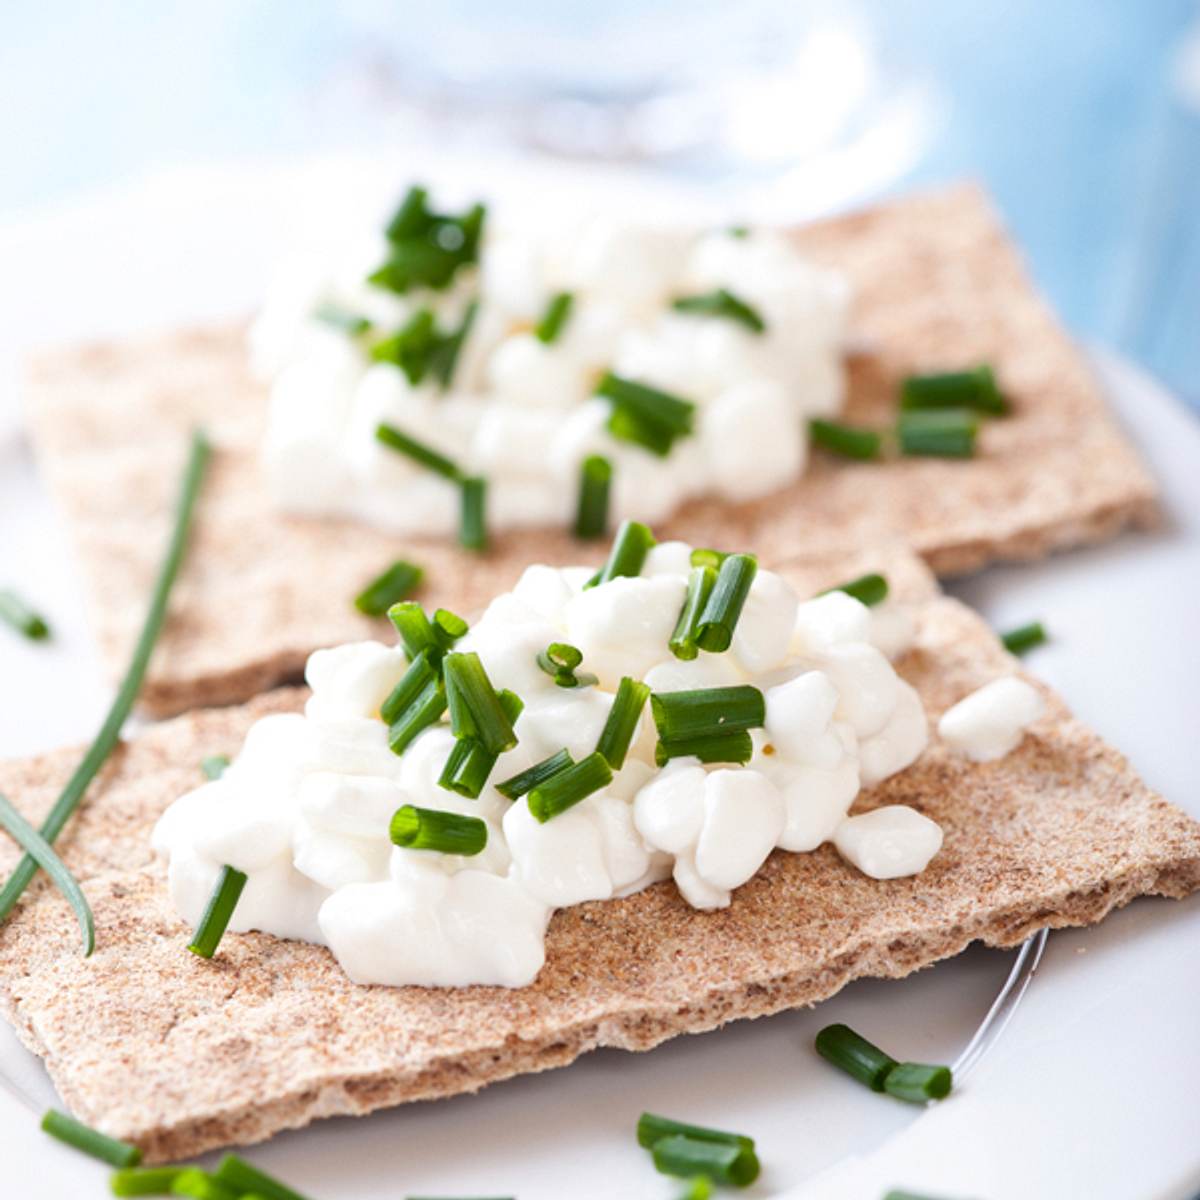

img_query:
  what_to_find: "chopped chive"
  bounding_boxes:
[41,1109,141,1168]
[814,1023,897,1092]
[0,791,94,955]
[384,185,431,241]
[727,225,749,239]
[390,805,488,855]
[651,1136,760,1188]
[534,291,574,344]
[431,299,479,389]
[388,601,442,660]
[669,565,717,660]
[654,730,753,768]
[586,519,657,589]
[897,409,978,458]
[387,678,447,755]
[595,676,651,769]
[883,1062,953,1103]
[438,690,523,798]
[694,553,757,652]
[495,749,575,801]
[900,365,1007,415]
[537,641,595,688]
[596,373,696,457]
[111,1166,188,1195]
[672,288,765,333]
[443,652,517,753]
[170,1168,238,1200]
[821,572,889,607]
[1000,620,1047,656]
[637,1112,755,1151]
[380,648,440,725]
[370,308,439,384]
[371,192,485,293]
[375,422,462,480]
[459,476,488,552]
[213,1154,311,1200]
[574,454,612,540]
[809,418,883,460]
[313,302,371,336]
[527,751,612,822]
[689,548,727,570]
[187,865,248,959]
[0,588,50,639]
[677,1176,713,1200]
[433,607,470,648]
[650,685,765,742]
[354,560,424,616]
[200,754,230,780]
[0,429,209,930]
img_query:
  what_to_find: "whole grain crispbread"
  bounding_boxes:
[25,182,1159,718]
[0,548,1195,1162]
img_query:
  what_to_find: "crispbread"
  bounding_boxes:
[26,182,1159,717]
[0,547,1195,1162]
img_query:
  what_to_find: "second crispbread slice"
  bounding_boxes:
[0,545,1195,1164]
[26,182,1158,716]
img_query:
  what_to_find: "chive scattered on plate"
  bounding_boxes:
[896,409,979,458]
[900,365,1007,415]
[809,418,883,460]
[0,587,51,640]
[1000,620,1047,655]
[354,560,424,617]
[41,1109,141,1168]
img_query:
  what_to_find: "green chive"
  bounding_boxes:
[433,607,470,648]
[727,225,749,239]
[41,1109,141,1168]
[651,1136,760,1188]
[371,193,485,293]
[677,1176,713,1200]
[636,1112,755,1152]
[438,690,523,799]
[574,454,612,540]
[672,288,765,333]
[375,422,462,480]
[371,308,439,384]
[354,560,424,617]
[313,302,371,336]
[443,652,517,753]
[694,553,757,652]
[110,1166,188,1196]
[900,365,1007,415]
[1000,620,1047,656]
[170,1168,238,1200]
[669,565,717,661]
[200,754,230,781]
[388,601,441,660]
[897,409,978,458]
[689,548,727,570]
[596,373,696,457]
[595,676,651,769]
[431,299,479,388]
[0,588,50,639]
[459,476,488,551]
[814,1023,897,1092]
[387,679,447,755]
[380,648,440,725]
[586,519,657,589]
[213,1155,311,1200]
[535,291,574,344]
[0,429,209,931]
[654,730,753,768]
[527,751,612,823]
[883,1062,953,1103]
[495,749,574,801]
[187,865,247,959]
[822,572,889,607]
[536,641,595,688]
[809,418,883,460]
[650,685,765,742]
[384,185,431,241]
[390,805,488,855]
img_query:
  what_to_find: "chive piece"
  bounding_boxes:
[672,288,765,334]
[439,690,522,798]
[651,1136,760,1188]
[384,184,431,241]
[900,365,1007,415]
[390,805,488,855]
[727,225,749,238]
[371,192,486,293]
[388,601,442,660]
[883,1062,953,1103]
[814,1023,898,1092]
[371,308,439,384]
[669,565,717,661]
[694,553,757,652]
[654,730,753,768]
[0,429,210,930]
[595,677,651,769]
[636,1111,755,1152]
[574,454,612,540]
[213,1155,310,1200]
[527,751,612,823]
[313,302,371,336]
[41,1109,141,1168]
[443,652,517,753]
[896,409,978,458]
[187,865,248,959]
[689,548,727,570]
[586,519,657,589]
[375,422,462,480]
[678,1176,713,1200]
[111,1166,188,1195]
[650,685,765,742]
[431,299,479,389]
[459,476,488,552]
[495,749,574,801]
[200,754,230,780]
[433,608,470,648]
[380,648,440,725]
[1000,620,1048,656]
[0,588,50,640]
[537,641,595,688]
[822,572,889,607]
[535,291,574,344]
[596,373,696,457]
[809,418,883,460]
[170,1168,238,1200]
[355,560,424,616]
[387,679,447,755]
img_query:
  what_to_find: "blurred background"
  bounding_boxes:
[1,0,1198,406]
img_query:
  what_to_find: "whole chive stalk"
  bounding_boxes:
[111,1166,188,1196]
[814,1023,898,1091]
[671,287,765,333]
[387,679,447,755]
[1000,620,1047,655]
[883,1062,953,1103]
[213,1154,311,1200]
[495,748,574,801]
[654,730,753,768]
[390,805,488,855]
[443,652,517,753]
[535,291,574,344]
[596,373,696,457]
[375,422,463,480]
[170,1167,238,1200]
[0,588,51,640]
[650,685,765,742]
[0,429,210,931]
[354,560,423,617]
[587,519,657,589]
[187,865,248,959]
[651,1136,760,1188]
[670,565,717,661]
[41,1109,141,1168]
[527,751,612,823]
[595,676,651,769]
[574,454,612,540]
[459,476,488,552]
[900,364,1007,415]
[694,553,757,652]
[200,754,230,781]
[636,1112,755,1152]
[897,409,978,458]
[809,418,883,460]
[821,572,889,607]
[380,648,440,725]
[313,302,371,336]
